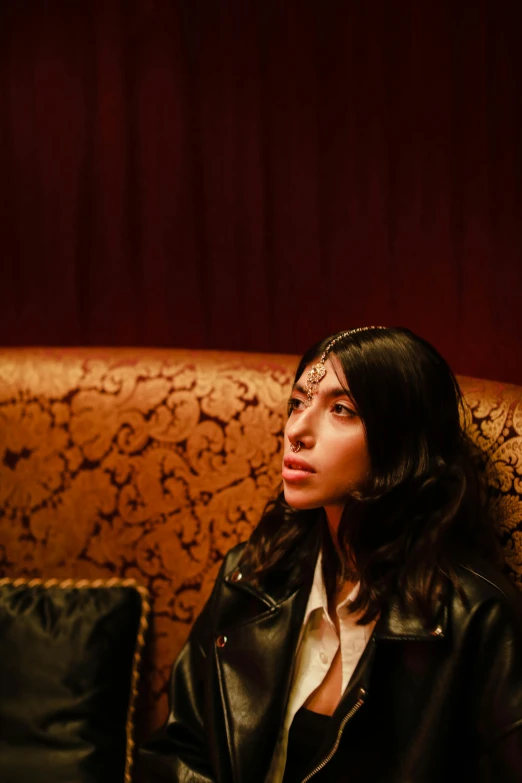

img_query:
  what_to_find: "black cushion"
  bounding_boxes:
[0,578,149,783]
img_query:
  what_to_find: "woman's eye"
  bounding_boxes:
[287,397,304,415]
[332,403,356,417]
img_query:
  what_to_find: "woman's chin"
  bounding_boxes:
[283,487,320,510]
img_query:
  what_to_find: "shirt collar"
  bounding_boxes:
[303,550,360,625]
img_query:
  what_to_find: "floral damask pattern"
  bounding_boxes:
[0,350,292,734]
[459,376,522,586]
[1,350,521,734]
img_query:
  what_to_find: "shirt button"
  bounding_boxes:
[319,651,328,665]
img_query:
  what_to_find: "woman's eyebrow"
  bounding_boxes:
[292,382,355,402]
[292,382,307,396]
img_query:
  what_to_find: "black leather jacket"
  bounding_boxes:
[140,535,522,783]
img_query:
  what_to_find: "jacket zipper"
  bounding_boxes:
[299,688,366,783]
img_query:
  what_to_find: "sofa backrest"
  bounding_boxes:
[1,348,521,734]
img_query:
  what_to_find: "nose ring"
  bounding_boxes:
[290,441,301,453]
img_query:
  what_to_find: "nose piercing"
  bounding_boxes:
[290,442,301,453]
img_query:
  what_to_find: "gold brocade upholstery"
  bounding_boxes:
[1,349,521,735]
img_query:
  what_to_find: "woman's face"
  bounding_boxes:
[282,357,370,517]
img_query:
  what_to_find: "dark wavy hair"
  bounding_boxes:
[240,327,501,625]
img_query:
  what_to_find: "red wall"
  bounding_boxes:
[1,0,521,383]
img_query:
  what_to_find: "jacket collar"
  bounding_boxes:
[226,527,448,642]
[224,523,322,608]
[375,593,448,640]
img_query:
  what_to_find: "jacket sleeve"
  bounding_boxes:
[474,594,522,781]
[138,567,225,783]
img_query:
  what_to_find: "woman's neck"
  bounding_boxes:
[324,505,343,539]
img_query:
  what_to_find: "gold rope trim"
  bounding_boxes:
[0,576,151,783]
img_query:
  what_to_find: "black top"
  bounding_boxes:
[282,706,332,783]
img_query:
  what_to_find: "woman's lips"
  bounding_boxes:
[282,455,315,482]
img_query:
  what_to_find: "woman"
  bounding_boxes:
[140,326,522,782]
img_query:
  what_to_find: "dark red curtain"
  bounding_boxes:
[1,0,521,383]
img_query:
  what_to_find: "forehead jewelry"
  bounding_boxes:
[290,441,302,453]
[304,326,386,407]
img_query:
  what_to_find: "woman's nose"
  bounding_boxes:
[285,407,316,447]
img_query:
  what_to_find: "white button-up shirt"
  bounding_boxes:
[266,552,377,783]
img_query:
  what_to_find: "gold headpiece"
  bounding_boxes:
[304,326,386,406]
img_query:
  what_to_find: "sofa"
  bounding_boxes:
[0,348,521,780]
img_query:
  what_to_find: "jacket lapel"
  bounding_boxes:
[214,585,311,783]
[213,539,319,783]
[331,595,449,726]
